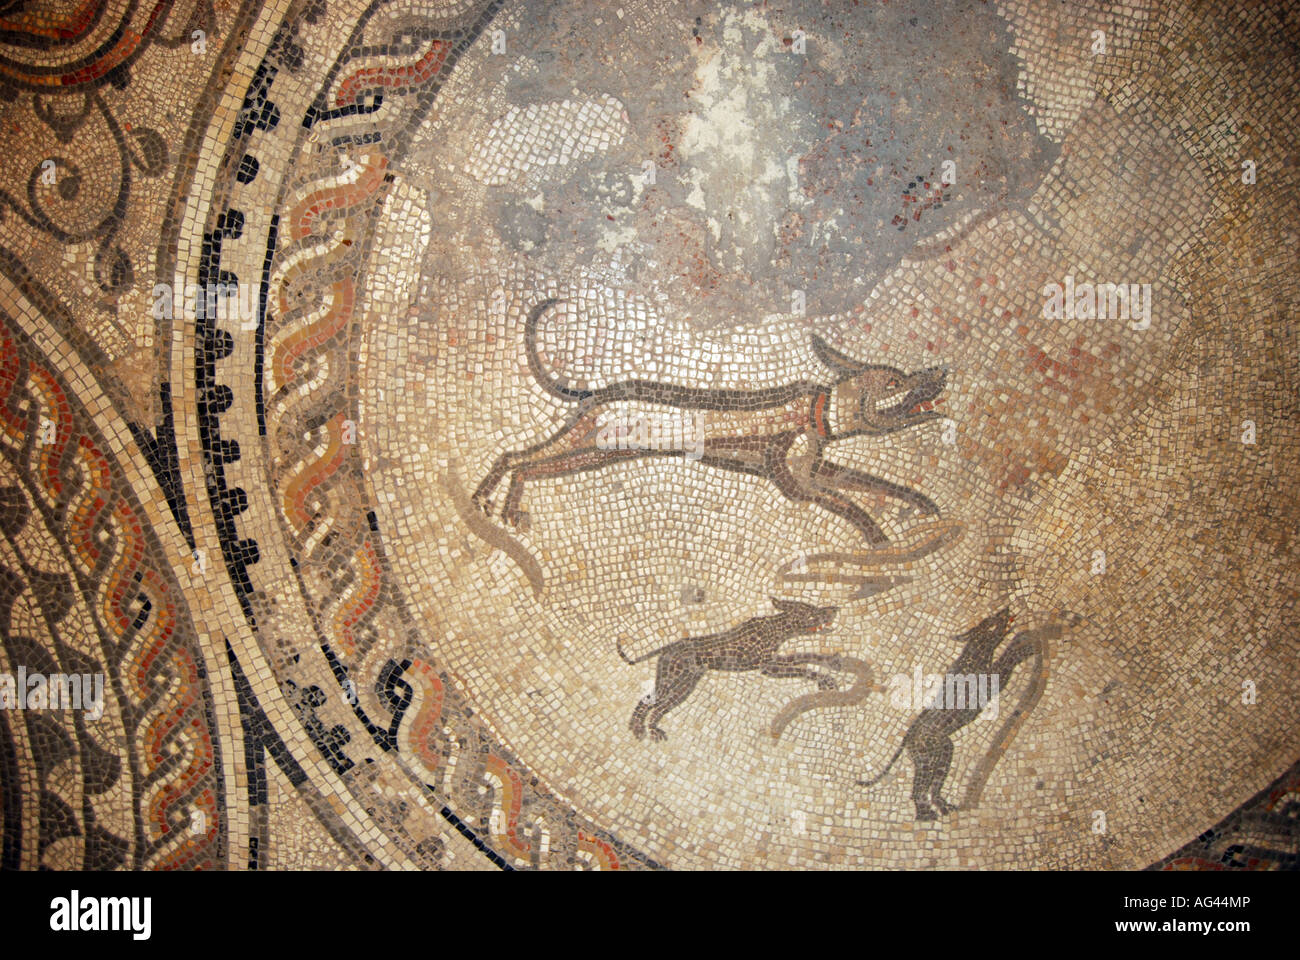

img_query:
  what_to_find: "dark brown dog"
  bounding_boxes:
[617,598,839,741]
[472,299,947,545]
[858,608,1038,820]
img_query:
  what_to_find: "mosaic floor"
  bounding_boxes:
[0,0,1296,871]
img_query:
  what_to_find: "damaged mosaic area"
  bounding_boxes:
[0,0,1297,870]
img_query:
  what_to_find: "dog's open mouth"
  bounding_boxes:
[875,367,947,419]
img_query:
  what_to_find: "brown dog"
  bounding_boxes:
[473,299,947,545]
[617,598,839,741]
[857,608,1038,820]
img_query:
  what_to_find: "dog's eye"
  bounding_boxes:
[886,378,898,388]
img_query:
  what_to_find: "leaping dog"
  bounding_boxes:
[857,608,1045,820]
[473,299,947,544]
[617,598,840,742]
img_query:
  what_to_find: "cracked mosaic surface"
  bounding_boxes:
[0,0,1297,870]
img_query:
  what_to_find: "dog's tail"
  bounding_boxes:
[616,638,671,666]
[525,298,592,401]
[856,742,906,787]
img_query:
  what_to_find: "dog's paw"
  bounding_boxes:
[501,505,528,529]
[649,727,668,742]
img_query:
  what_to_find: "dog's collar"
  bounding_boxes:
[811,390,832,438]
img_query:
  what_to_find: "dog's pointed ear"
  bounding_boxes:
[811,334,868,375]
[770,596,793,612]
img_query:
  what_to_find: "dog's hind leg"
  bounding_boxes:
[910,736,955,820]
[643,664,702,742]
[473,408,599,516]
[500,446,656,526]
[630,696,652,740]
[811,460,940,517]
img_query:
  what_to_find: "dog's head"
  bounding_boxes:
[958,607,1015,645]
[812,336,947,437]
[770,597,839,633]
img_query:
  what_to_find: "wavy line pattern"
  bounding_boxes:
[248,0,644,869]
[0,321,222,870]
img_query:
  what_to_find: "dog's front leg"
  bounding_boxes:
[992,635,1040,676]
[500,469,529,528]
[761,655,839,690]
[811,459,940,517]
[770,444,891,545]
[786,480,891,546]
[472,451,519,514]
